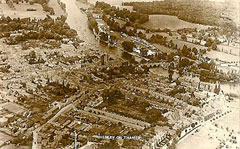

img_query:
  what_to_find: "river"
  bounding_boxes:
[60,0,96,44]
[59,0,124,60]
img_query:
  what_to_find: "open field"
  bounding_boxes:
[170,38,207,51]
[142,15,210,31]
[205,51,240,62]
[0,0,64,19]
[150,68,179,80]
[153,44,176,54]
[0,3,46,19]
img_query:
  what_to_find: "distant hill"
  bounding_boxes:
[123,0,239,30]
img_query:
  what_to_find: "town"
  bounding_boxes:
[0,0,239,149]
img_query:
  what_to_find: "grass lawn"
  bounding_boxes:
[142,15,210,31]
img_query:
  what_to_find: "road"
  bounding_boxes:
[32,92,84,149]
[32,103,74,149]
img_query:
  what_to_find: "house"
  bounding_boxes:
[133,47,141,54]
[83,107,151,130]
[143,126,174,149]
[96,20,108,34]
[147,50,155,56]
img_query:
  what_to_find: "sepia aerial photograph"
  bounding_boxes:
[0,0,239,148]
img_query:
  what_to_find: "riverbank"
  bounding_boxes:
[177,84,240,149]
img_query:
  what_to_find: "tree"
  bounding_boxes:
[214,84,220,94]
[99,32,108,43]
[111,21,120,31]
[168,68,174,82]
[102,87,124,105]
[181,45,190,57]
[122,52,135,63]
[199,62,211,70]
[178,67,184,76]
[192,100,200,106]
[122,41,136,52]
[139,14,149,24]
[29,51,37,59]
[137,31,145,39]
[109,34,118,45]
[192,47,198,55]
[205,38,213,47]
[181,33,187,41]
[191,123,195,128]
[226,32,231,45]
[176,79,181,86]
[211,41,218,50]
[179,58,190,68]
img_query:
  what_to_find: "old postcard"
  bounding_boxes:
[0,0,239,148]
